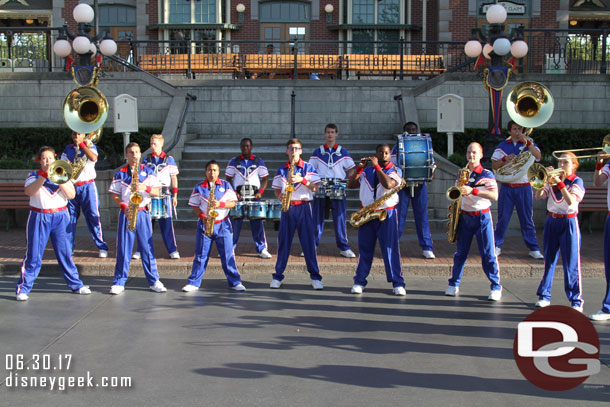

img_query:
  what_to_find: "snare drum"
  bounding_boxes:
[267,200,282,220]
[229,201,246,219]
[329,182,347,200]
[150,195,169,220]
[247,201,268,220]
[396,133,435,182]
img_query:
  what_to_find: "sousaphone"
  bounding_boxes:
[63,86,108,134]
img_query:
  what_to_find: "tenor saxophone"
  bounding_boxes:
[127,156,143,232]
[204,184,219,237]
[446,167,471,243]
[350,178,406,227]
[71,129,102,181]
[281,162,295,212]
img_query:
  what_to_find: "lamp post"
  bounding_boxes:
[463,4,528,166]
[236,3,246,23]
[53,3,117,70]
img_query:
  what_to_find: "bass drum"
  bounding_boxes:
[396,133,435,182]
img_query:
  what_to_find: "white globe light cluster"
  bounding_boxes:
[53,3,118,58]
[463,4,528,60]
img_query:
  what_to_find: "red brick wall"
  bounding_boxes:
[147,0,159,40]
[61,0,81,34]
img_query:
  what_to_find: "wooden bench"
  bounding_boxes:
[343,54,445,79]
[578,185,607,233]
[138,53,239,76]
[0,183,30,230]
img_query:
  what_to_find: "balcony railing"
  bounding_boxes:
[0,28,608,78]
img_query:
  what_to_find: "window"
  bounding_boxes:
[352,0,399,25]
[99,5,137,26]
[259,2,310,22]
[167,0,216,24]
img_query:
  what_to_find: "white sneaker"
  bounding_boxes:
[258,249,272,259]
[182,284,199,292]
[340,249,356,258]
[270,279,282,289]
[444,286,459,296]
[311,280,324,290]
[529,250,544,260]
[75,286,91,295]
[589,310,610,321]
[535,299,550,308]
[169,251,180,259]
[16,293,28,301]
[150,280,167,293]
[132,252,141,260]
[231,283,247,291]
[109,285,125,295]
[488,290,502,301]
[422,250,436,259]
[571,305,584,313]
[351,284,364,294]
[99,250,108,258]
[393,286,407,296]
[495,247,501,256]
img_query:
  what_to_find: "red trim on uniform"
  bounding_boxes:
[283,158,304,168]
[548,212,577,219]
[461,208,490,216]
[74,179,94,186]
[240,154,254,160]
[472,164,483,174]
[356,167,364,174]
[324,144,338,149]
[151,151,166,159]
[503,183,529,187]
[120,203,128,210]
[36,170,48,178]
[31,206,67,213]
[290,200,310,206]
[199,214,229,224]
[596,162,605,171]
[200,178,223,187]
[145,185,152,194]
[120,164,144,173]
[566,174,576,182]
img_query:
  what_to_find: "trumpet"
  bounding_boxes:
[551,134,610,160]
[528,163,566,190]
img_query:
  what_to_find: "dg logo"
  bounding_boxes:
[513,306,600,391]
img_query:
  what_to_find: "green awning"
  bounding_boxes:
[327,24,422,31]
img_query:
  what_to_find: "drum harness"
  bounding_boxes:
[236,156,261,201]
[319,145,346,220]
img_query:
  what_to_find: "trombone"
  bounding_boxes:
[528,163,566,190]
[551,134,610,160]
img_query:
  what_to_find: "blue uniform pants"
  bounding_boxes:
[187,218,242,287]
[312,197,350,251]
[537,215,583,307]
[17,210,85,295]
[353,208,404,288]
[601,215,610,313]
[231,216,267,253]
[449,211,501,290]
[68,182,108,251]
[151,195,178,255]
[113,210,160,286]
[396,183,434,250]
[494,184,540,250]
[273,202,322,281]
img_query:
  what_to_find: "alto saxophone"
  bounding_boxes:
[350,178,406,227]
[204,184,218,237]
[446,167,471,243]
[127,156,143,232]
[281,162,295,212]
[71,129,102,181]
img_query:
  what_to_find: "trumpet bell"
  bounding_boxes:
[63,86,108,134]
[47,160,73,184]
[528,163,547,190]
[506,82,554,129]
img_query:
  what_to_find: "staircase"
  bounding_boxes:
[173,134,453,230]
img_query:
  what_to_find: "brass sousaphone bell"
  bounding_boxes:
[63,86,109,134]
[506,81,554,129]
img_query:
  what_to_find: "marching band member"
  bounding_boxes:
[61,131,109,258]
[16,146,90,301]
[182,160,246,292]
[347,144,406,296]
[309,123,356,257]
[225,138,271,259]
[491,120,544,259]
[134,134,180,260]
[590,150,610,320]
[445,142,502,301]
[391,121,436,259]
[534,152,585,311]
[108,142,167,295]
[270,138,323,289]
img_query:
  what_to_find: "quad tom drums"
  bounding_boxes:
[396,133,435,182]
[150,195,169,220]
[230,200,282,220]
[314,178,347,200]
